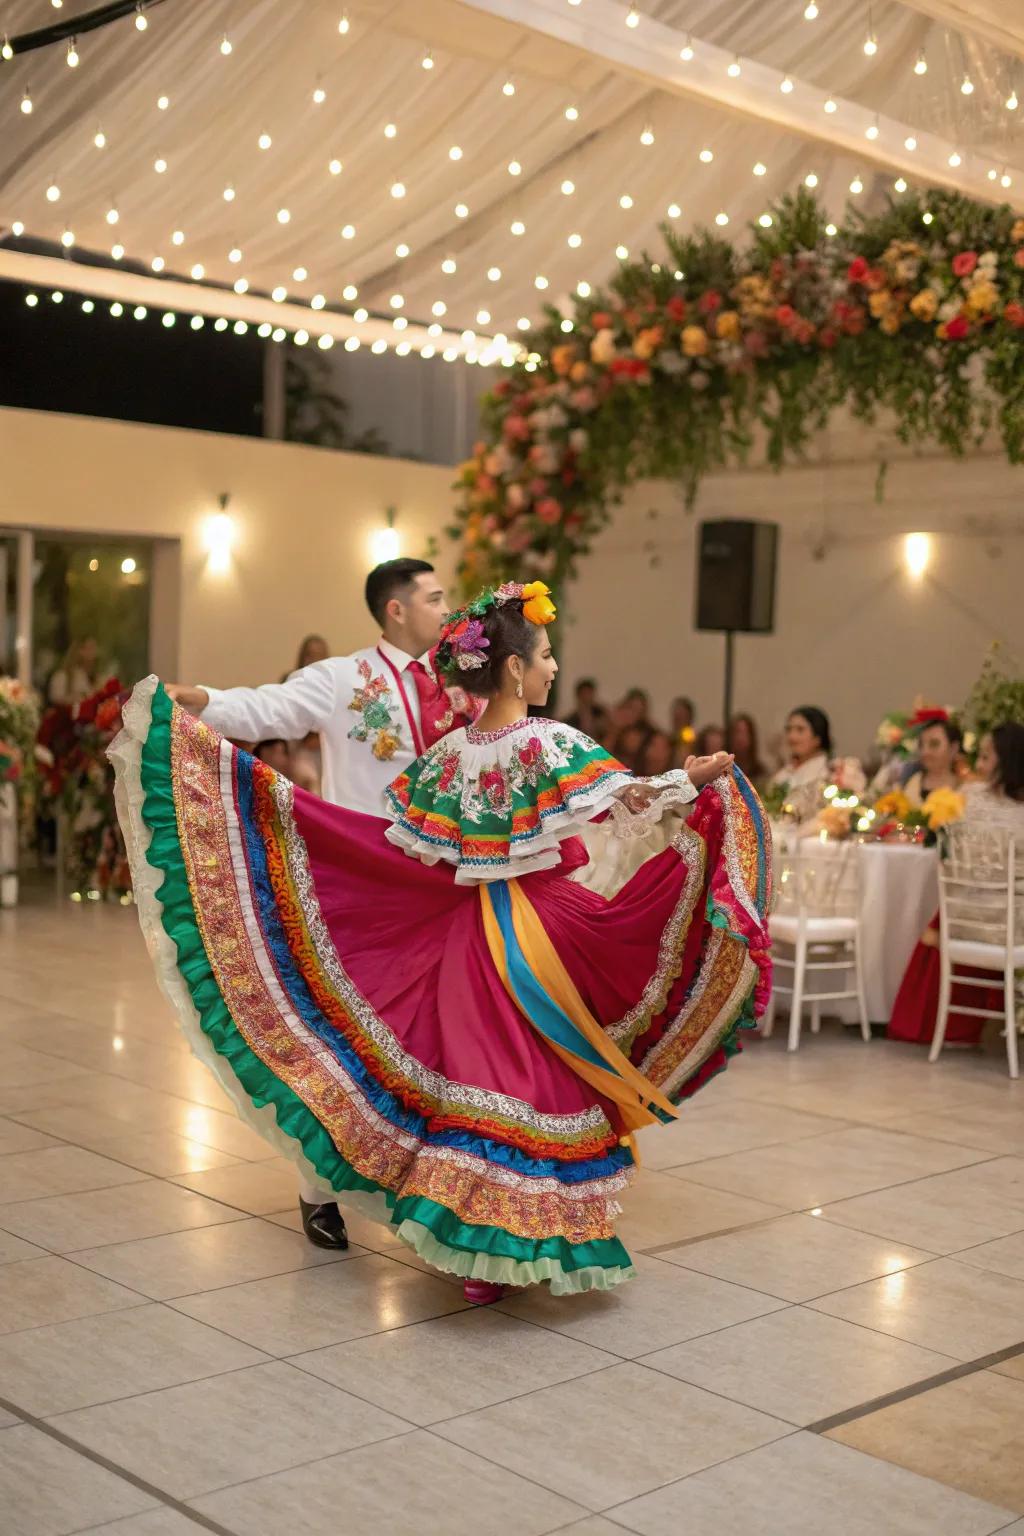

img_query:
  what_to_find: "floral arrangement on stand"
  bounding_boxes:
[0,677,40,818]
[37,680,131,901]
[964,644,1024,738]
[452,188,1024,595]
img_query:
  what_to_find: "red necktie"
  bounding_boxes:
[407,659,459,750]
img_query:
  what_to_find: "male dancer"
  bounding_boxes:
[166,557,475,1248]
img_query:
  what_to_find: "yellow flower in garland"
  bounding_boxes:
[874,789,911,821]
[909,289,938,322]
[633,326,664,361]
[868,289,892,319]
[715,310,742,342]
[880,313,902,335]
[965,280,998,316]
[681,324,709,357]
[921,787,965,830]
[1013,218,1024,243]
[521,581,557,625]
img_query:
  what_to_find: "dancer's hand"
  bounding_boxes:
[684,752,734,788]
[619,784,659,813]
[164,684,209,715]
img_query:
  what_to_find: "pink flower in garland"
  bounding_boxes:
[847,257,869,284]
[536,498,563,524]
[943,314,970,340]
[698,291,723,315]
[952,251,978,277]
[503,415,531,442]
[1015,248,1024,270]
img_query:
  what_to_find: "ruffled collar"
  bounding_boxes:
[465,716,540,745]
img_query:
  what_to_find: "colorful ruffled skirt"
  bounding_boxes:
[111,681,771,1295]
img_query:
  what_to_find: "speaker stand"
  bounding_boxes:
[722,629,735,736]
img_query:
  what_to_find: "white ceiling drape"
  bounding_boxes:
[1,0,1020,351]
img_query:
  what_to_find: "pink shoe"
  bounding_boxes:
[463,1278,506,1305]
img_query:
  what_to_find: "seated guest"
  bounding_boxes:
[615,722,655,774]
[642,730,676,776]
[670,696,697,753]
[769,706,833,823]
[696,723,727,758]
[283,634,330,682]
[564,677,609,738]
[889,722,1024,1047]
[902,712,965,806]
[728,713,766,785]
[255,738,318,793]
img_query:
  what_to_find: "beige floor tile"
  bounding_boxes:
[821,1157,1024,1253]
[0,1255,144,1335]
[828,1370,1024,1514]
[616,1169,785,1251]
[0,1423,156,1534]
[435,1361,789,1509]
[292,1309,617,1424]
[67,1132,242,1179]
[734,1073,1021,1127]
[952,1230,1024,1283]
[496,1253,786,1358]
[72,1215,355,1299]
[170,1252,467,1354]
[658,1212,936,1302]
[80,1513,210,1535]
[51,1360,411,1499]
[676,1127,991,1210]
[636,1102,850,1170]
[898,1105,1024,1156]
[168,1157,299,1214]
[546,1522,627,1536]
[0,1180,246,1253]
[0,1117,60,1155]
[192,1429,585,1536]
[1,1046,95,1090]
[610,1429,1016,1536]
[991,1353,1024,1381]
[809,1257,1024,1359]
[0,1302,268,1416]
[10,1090,278,1161]
[0,1228,47,1264]
[639,1306,954,1426]
[0,1146,149,1204]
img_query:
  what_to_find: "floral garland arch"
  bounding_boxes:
[450,188,1024,595]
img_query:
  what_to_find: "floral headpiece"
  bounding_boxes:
[435,581,557,672]
[908,704,953,732]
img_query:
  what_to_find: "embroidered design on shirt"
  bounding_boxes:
[348,660,402,761]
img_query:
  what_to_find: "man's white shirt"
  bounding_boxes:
[200,639,427,815]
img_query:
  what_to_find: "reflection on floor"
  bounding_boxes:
[1,899,1023,1536]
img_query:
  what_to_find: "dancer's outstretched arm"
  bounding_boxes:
[164,661,339,743]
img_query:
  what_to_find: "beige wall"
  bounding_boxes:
[560,458,1024,763]
[0,408,457,687]
[1,406,1021,764]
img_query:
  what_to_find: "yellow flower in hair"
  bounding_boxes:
[921,787,965,830]
[521,581,557,625]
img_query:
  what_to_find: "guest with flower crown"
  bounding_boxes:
[901,709,967,807]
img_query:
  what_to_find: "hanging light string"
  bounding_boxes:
[0,0,165,58]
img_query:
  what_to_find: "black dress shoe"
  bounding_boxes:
[299,1197,349,1250]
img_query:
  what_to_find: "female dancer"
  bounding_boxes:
[111,581,771,1304]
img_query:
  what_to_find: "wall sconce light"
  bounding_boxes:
[370,506,401,565]
[903,531,931,580]
[204,492,236,574]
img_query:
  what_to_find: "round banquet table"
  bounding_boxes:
[771,834,940,1025]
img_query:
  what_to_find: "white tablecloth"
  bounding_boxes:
[772,834,940,1023]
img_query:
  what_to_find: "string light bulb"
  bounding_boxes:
[863,30,877,56]
[804,1,818,18]
[1002,172,1013,188]
[220,34,232,56]
[391,181,406,198]
[20,88,32,114]
[922,211,934,224]
[759,213,773,227]
[272,286,287,302]
[640,125,654,145]
[905,135,917,150]
[948,150,962,167]
[620,193,634,207]
[488,265,501,281]
[667,202,681,217]
[568,232,582,247]
[804,172,818,187]
[680,36,694,61]
[715,211,729,225]
[625,5,639,27]
[11,220,24,235]
[894,177,907,192]
[535,274,549,288]
[866,118,879,140]
[293,266,307,281]
[277,207,291,223]
[508,160,522,175]
[66,38,79,66]
[384,121,397,138]
[338,11,350,34]
[502,77,515,96]
[441,257,457,273]
[329,158,342,174]
[727,56,741,77]
[46,182,61,202]
[914,51,927,75]
[823,95,837,113]
[780,74,794,93]
[233,277,248,293]
[106,206,119,225]
[565,104,579,120]
[151,256,164,271]
[313,84,326,104]
[753,161,767,175]
[1007,88,1019,111]
[157,94,169,109]
[2,37,13,61]
[960,74,974,95]
[229,246,242,262]
[61,229,74,247]
[561,178,575,194]
[311,293,326,309]
[94,128,106,147]
[190,262,205,279]
[421,49,433,70]
[449,144,463,160]
[223,184,235,201]
[699,148,713,163]
[135,5,148,31]
[454,202,469,217]
[258,132,272,149]
[510,219,525,235]
[154,156,167,172]
[111,242,124,258]
[850,175,863,194]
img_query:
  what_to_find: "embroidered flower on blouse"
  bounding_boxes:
[372,729,401,761]
[479,768,509,808]
[349,658,403,758]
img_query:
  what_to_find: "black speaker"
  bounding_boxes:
[696,519,778,633]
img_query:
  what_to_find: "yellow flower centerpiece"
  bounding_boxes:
[920,787,965,830]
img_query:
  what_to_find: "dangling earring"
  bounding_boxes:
[515,682,524,699]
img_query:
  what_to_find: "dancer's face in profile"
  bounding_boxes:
[512,632,558,708]
[389,573,449,658]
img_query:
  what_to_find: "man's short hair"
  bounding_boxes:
[364,559,435,626]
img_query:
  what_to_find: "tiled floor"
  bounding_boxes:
[2,900,1023,1536]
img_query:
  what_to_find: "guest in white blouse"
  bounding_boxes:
[968,723,1024,841]
[769,706,832,822]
